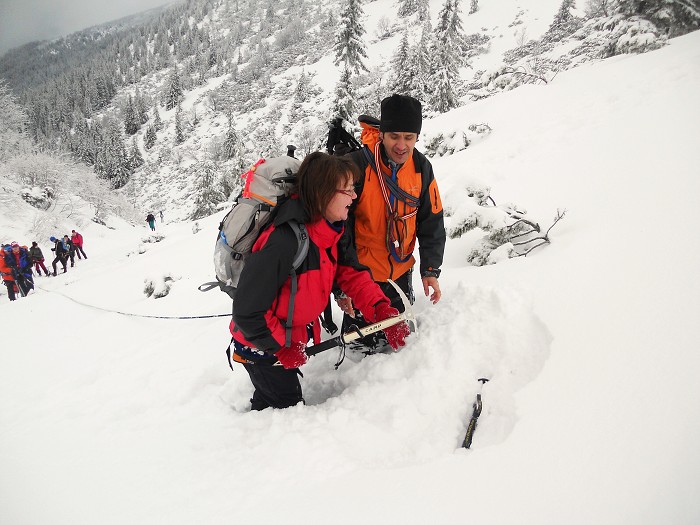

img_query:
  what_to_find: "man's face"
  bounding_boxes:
[380,132,418,165]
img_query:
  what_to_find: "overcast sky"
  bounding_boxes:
[0,0,174,56]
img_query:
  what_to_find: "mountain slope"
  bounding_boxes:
[1,30,699,524]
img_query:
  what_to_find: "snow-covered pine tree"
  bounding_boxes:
[469,0,479,14]
[98,118,131,189]
[124,95,140,135]
[389,31,415,95]
[333,0,369,75]
[128,137,144,170]
[417,0,431,21]
[430,0,462,112]
[165,67,183,111]
[134,90,149,125]
[584,0,613,17]
[153,103,163,131]
[190,162,226,220]
[544,0,583,42]
[333,66,356,122]
[413,18,435,103]
[289,70,310,123]
[627,0,700,36]
[398,0,421,17]
[144,126,157,150]
[174,104,185,145]
[222,118,240,160]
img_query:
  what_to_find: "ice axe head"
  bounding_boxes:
[387,279,418,335]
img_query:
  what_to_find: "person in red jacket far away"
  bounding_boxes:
[71,230,88,260]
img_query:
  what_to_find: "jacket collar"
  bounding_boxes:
[274,196,343,249]
[306,219,343,250]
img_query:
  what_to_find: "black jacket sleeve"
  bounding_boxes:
[232,224,298,354]
[414,150,446,276]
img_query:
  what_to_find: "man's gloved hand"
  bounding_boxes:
[373,302,410,351]
[275,341,308,369]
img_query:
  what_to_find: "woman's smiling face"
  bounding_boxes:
[323,174,357,223]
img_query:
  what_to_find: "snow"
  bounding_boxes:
[2,17,700,525]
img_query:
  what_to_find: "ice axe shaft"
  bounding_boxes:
[305,313,411,357]
[305,279,417,358]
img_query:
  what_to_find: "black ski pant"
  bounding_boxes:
[341,269,415,352]
[3,275,32,300]
[52,255,67,274]
[4,280,16,301]
[67,250,76,267]
[75,246,87,259]
[242,363,304,411]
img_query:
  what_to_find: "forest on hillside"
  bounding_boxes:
[1,0,698,214]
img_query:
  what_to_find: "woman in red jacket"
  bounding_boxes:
[230,152,409,410]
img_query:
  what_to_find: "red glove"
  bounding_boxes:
[275,341,308,369]
[373,302,410,351]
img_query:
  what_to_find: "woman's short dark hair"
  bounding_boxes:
[297,152,361,221]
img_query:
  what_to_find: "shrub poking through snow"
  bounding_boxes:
[447,183,566,265]
[141,233,165,244]
[143,273,180,298]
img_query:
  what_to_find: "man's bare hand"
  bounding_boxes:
[336,295,355,317]
[422,276,441,304]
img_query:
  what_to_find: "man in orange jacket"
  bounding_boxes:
[338,94,446,354]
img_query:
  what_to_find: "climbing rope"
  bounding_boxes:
[35,285,230,320]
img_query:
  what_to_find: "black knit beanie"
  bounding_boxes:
[380,94,422,134]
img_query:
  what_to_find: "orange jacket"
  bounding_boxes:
[1,246,31,282]
[0,249,12,282]
[347,123,445,282]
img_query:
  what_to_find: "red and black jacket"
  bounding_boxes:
[230,198,389,356]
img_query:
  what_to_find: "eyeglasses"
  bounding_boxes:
[336,187,357,197]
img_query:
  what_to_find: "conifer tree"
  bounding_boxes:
[222,118,240,160]
[191,163,226,220]
[333,66,356,122]
[469,0,479,14]
[153,103,163,131]
[333,0,369,75]
[165,67,183,111]
[124,95,140,135]
[413,19,434,102]
[144,125,157,150]
[398,0,421,17]
[430,0,463,112]
[417,0,430,21]
[545,0,582,42]
[289,70,310,123]
[128,137,144,170]
[174,103,185,145]
[135,90,149,125]
[98,118,131,189]
[389,31,414,95]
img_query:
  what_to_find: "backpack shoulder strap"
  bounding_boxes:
[283,220,309,347]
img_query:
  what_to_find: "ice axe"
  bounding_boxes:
[305,279,417,358]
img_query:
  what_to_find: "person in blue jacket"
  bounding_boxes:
[1,242,34,300]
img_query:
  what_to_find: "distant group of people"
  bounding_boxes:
[1,230,88,301]
[145,211,164,231]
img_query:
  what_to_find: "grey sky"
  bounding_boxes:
[0,0,174,56]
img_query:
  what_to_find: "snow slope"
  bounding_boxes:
[1,30,699,525]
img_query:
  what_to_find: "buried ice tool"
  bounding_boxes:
[462,378,490,449]
[304,279,417,358]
